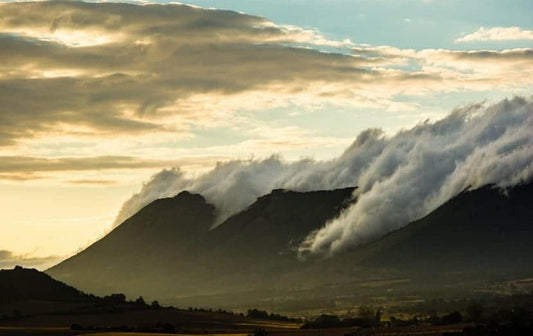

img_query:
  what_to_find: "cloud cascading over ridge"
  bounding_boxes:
[300,96,533,256]
[116,97,533,258]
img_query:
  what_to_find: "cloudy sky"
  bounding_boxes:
[0,0,531,269]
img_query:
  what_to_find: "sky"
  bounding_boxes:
[0,0,532,269]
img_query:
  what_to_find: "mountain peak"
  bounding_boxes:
[136,190,214,224]
[173,190,205,200]
[47,189,216,294]
[149,190,211,210]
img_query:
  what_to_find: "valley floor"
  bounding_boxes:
[0,325,471,336]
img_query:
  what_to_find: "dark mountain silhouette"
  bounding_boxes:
[307,182,533,294]
[47,191,215,295]
[47,187,356,299]
[0,266,96,319]
[0,266,89,304]
[46,183,533,311]
[200,188,356,268]
[354,183,533,273]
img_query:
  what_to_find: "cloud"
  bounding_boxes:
[352,46,533,76]
[115,96,533,254]
[0,1,356,145]
[0,250,62,270]
[0,173,44,181]
[456,27,533,42]
[300,96,533,256]
[0,1,531,147]
[0,155,228,179]
[66,179,117,186]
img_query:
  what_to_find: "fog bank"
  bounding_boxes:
[115,97,533,256]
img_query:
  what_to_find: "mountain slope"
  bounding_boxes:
[179,187,357,297]
[47,183,533,311]
[353,182,533,273]
[47,187,356,298]
[204,188,356,264]
[48,191,215,295]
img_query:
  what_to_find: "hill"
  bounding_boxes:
[0,266,89,304]
[0,266,96,319]
[46,183,533,313]
[0,267,302,334]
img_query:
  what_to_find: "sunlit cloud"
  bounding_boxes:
[0,1,531,189]
[0,1,531,151]
[0,249,62,270]
[66,179,118,186]
[0,155,231,183]
[456,26,533,42]
[114,97,533,255]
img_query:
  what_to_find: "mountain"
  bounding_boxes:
[307,182,533,296]
[47,187,356,299]
[355,183,533,273]
[47,191,216,296]
[46,183,533,312]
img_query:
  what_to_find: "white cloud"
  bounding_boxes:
[116,96,533,258]
[301,96,533,256]
[456,26,533,42]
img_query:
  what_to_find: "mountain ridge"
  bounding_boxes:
[46,182,533,311]
[47,187,357,299]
